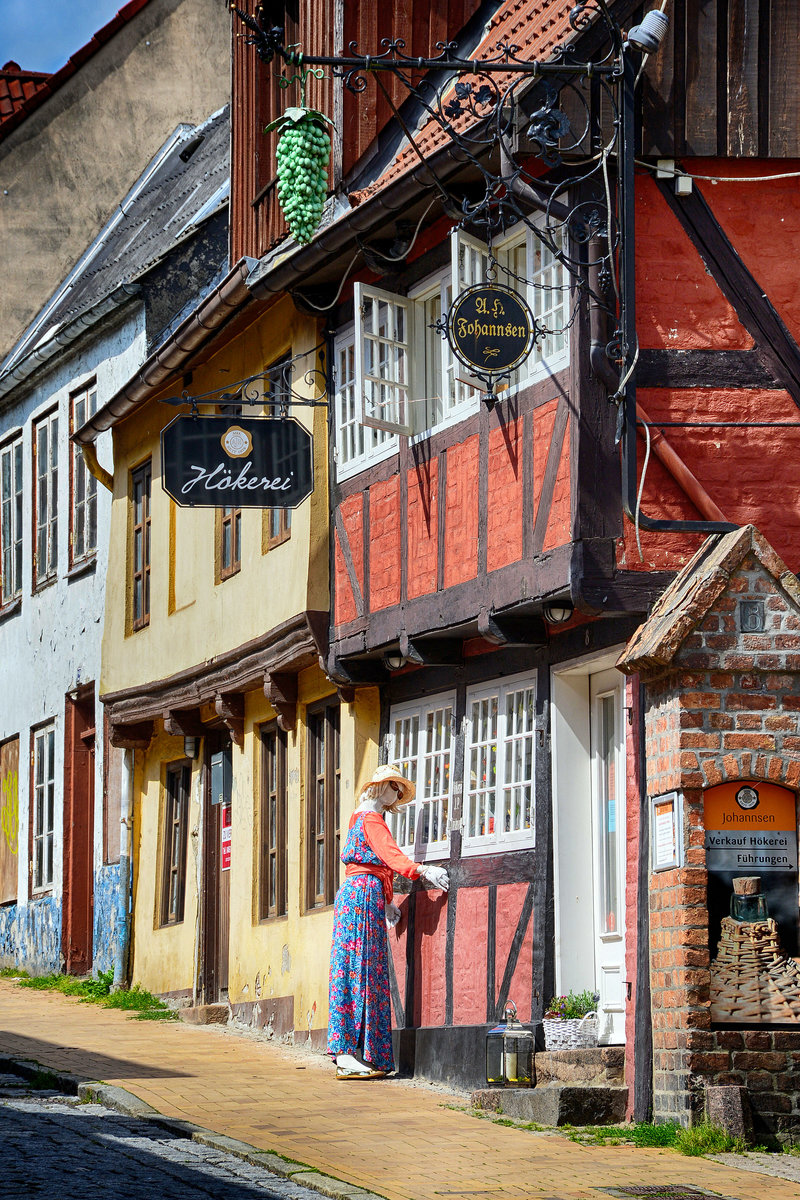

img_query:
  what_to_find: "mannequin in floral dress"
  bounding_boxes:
[327,764,449,1079]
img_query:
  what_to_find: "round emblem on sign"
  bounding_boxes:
[221,425,252,458]
[448,284,536,375]
[736,785,760,810]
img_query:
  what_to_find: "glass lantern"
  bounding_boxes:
[485,1002,533,1087]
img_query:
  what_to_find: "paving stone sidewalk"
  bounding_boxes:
[0,979,799,1200]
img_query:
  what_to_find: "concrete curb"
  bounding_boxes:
[2,1057,386,1200]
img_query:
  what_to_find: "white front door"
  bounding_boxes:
[590,668,626,1044]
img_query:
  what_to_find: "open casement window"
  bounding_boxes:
[259,722,287,921]
[463,672,536,855]
[160,761,190,926]
[387,693,454,861]
[306,700,341,909]
[0,434,23,605]
[355,282,414,436]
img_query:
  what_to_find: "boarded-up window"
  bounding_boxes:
[0,736,19,904]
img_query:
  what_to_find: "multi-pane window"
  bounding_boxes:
[264,505,291,549]
[259,723,287,920]
[335,223,570,477]
[262,355,293,548]
[70,384,97,565]
[32,722,56,892]
[387,693,454,860]
[160,762,190,926]
[463,674,536,854]
[0,434,23,605]
[33,410,58,588]
[306,700,340,909]
[218,505,241,579]
[333,330,395,476]
[130,460,151,630]
[387,672,537,859]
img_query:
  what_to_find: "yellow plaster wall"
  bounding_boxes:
[102,298,326,698]
[225,677,382,1035]
[130,728,200,997]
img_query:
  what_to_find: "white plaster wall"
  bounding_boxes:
[0,308,147,912]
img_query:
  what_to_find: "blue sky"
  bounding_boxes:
[1,1,125,73]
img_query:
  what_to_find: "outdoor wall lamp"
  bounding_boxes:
[183,736,199,759]
[383,651,407,671]
[626,8,669,54]
[543,601,574,625]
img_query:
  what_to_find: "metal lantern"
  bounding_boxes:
[485,1002,533,1087]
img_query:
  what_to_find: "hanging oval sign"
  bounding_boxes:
[448,283,536,374]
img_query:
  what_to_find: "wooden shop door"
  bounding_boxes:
[62,689,95,975]
[201,737,231,1003]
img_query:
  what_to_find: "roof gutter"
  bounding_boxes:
[74,257,257,445]
[0,283,141,403]
[246,143,473,299]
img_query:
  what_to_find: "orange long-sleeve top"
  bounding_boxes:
[344,810,423,904]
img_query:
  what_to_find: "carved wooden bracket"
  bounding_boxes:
[478,608,547,647]
[109,719,154,750]
[265,672,298,732]
[215,692,244,746]
[399,633,463,666]
[162,707,205,739]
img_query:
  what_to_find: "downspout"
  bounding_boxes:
[114,748,134,990]
[81,444,113,492]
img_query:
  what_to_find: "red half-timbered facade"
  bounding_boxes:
[231,0,800,1127]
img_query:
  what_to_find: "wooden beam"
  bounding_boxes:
[637,348,779,389]
[109,720,153,750]
[398,633,463,666]
[162,707,205,738]
[656,179,800,409]
[477,608,547,647]
[215,692,244,747]
[264,672,297,732]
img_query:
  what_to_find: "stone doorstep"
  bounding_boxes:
[471,1084,629,1127]
[178,1003,230,1026]
[534,1046,625,1086]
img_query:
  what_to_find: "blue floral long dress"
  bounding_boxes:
[327,814,394,1072]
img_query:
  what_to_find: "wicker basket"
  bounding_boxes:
[542,1012,598,1051]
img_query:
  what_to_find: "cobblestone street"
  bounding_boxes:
[0,1074,329,1200]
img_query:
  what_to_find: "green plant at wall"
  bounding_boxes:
[544,989,598,1019]
[266,58,332,245]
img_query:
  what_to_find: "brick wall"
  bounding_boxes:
[640,550,800,1134]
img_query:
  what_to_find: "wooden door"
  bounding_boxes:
[62,690,95,975]
[0,737,19,905]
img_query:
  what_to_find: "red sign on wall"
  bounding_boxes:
[221,803,231,872]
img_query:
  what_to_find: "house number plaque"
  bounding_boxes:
[448,283,536,375]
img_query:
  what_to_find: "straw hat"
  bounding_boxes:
[360,763,416,809]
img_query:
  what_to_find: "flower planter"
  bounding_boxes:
[542,1012,598,1051]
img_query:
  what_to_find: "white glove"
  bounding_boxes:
[420,864,449,891]
[385,901,401,928]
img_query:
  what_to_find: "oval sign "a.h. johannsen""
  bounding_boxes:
[161,416,313,509]
[448,283,536,375]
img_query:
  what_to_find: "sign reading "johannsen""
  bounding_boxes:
[161,416,313,508]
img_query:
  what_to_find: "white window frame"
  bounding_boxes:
[0,432,23,605]
[462,670,537,857]
[333,322,398,480]
[32,721,56,893]
[33,408,58,588]
[70,383,98,565]
[336,222,570,479]
[386,690,454,862]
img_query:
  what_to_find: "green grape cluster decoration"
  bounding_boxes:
[266,106,332,245]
